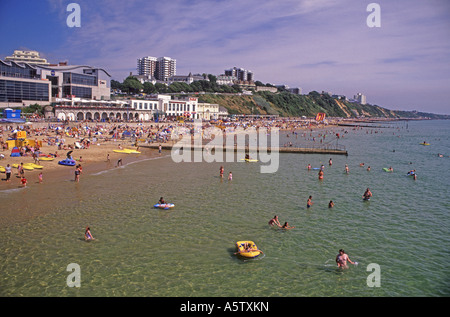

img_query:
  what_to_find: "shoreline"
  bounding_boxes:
[0,117,397,190]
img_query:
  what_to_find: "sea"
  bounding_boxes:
[0,119,449,297]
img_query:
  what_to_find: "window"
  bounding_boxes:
[0,79,49,102]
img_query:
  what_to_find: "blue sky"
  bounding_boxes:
[1,0,450,114]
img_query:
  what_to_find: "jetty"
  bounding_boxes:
[141,144,348,155]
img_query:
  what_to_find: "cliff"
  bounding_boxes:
[197,91,449,119]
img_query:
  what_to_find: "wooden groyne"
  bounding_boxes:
[141,144,348,155]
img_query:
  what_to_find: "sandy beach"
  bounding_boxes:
[0,118,343,190]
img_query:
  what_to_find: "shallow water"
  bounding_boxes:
[0,120,449,296]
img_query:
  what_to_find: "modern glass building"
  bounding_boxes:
[0,60,51,106]
[0,59,111,108]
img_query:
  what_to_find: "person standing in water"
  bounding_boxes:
[363,188,372,200]
[307,196,313,208]
[318,169,324,180]
[336,249,355,268]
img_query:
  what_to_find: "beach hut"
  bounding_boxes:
[3,108,21,119]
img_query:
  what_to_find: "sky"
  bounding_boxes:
[1,0,450,114]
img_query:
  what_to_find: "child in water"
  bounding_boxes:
[85,227,94,241]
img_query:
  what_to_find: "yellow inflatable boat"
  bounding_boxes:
[24,163,44,169]
[12,164,34,170]
[113,148,141,154]
[235,241,262,258]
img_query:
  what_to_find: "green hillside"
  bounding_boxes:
[198,91,448,119]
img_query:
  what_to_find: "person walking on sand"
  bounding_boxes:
[18,162,25,178]
[5,164,11,182]
[38,172,43,184]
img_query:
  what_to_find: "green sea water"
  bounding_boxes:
[0,120,449,297]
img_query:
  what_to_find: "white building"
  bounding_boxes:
[168,73,207,85]
[137,56,176,81]
[5,50,50,65]
[354,93,367,105]
[197,103,220,120]
[137,56,157,77]
[216,75,236,86]
[128,95,220,120]
[157,57,176,81]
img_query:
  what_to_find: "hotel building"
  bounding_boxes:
[137,56,177,81]
[4,50,50,65]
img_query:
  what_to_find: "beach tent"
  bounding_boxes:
[10,147,21,157]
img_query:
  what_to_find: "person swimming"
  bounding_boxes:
[281,222,295,230]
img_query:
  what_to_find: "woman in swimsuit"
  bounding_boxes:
[318,169,324,180]
[281,222,295,230]
[85,227,94,241]
[336,249,354,268]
